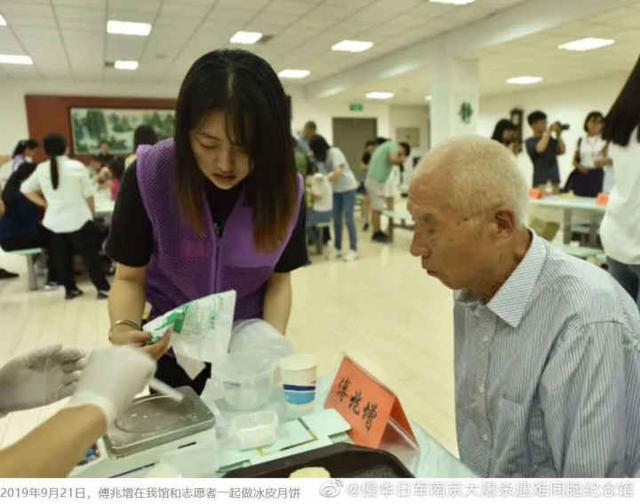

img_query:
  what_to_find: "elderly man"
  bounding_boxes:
[408,135,640,477]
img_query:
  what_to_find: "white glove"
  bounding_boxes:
[65,346,156,425]
[0,344,86,415]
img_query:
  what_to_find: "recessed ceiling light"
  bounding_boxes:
[331,40,374,53]
[230,31,263,45]
[114,60,139,71]
[278,69,311,79]
[506,75,543,85]
[0,54,33,65]
[558,37,615,52]
[0,14,7,26]
[366,91,394,100]
[429,0,476,5]
[107,20,152,36]
[425,95,432,101]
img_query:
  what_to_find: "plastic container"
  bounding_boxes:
[228,410,279,450]
[156,439,218,477]
[216,351,275,411]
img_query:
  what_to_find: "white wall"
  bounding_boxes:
[479,73,628,187]
[388,105,430,158]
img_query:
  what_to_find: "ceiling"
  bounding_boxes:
[0,0,639,104]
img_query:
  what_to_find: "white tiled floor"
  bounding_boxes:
[0,209,458,455]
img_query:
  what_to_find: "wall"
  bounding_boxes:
[479,73,628,187]
[388,105,430,158]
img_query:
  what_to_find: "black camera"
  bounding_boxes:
[553,121,570,131]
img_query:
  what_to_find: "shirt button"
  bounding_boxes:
[478,384,485,394]
[482,335,490,343]
[482,433,489,442]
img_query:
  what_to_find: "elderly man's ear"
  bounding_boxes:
[492,208,517,238]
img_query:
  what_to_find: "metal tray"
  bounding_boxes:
[223,442,414,478]
[104,386,215,458]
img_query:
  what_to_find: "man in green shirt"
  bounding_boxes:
[365,139,410,242]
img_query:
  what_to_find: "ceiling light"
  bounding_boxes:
[506,75,543,85]
[425,95,432,101]
[331,40,374,53]
[278,69,311,79]
[0,14,7,26]
[107,20,152,36]
[0,54,33,65]
[114,60,139,70]
[230,31,263,44]
[366,91,394,100]
[558,37,615,52]
[429,0,476,5]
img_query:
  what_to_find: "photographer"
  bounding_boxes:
[525,110,566,189]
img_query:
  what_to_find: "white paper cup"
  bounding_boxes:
[278,353,318,414]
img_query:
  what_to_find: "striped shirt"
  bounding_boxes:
[454,232,640,477]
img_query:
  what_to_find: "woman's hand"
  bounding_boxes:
[110,328,171,361]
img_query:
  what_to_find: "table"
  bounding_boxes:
[528,195,605,245]
[382,210,414,242]
[94,190,115,218]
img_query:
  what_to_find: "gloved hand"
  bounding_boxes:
[65,346,156,426]
[0,344,86,415]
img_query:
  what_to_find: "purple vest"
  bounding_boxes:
[137,138,302,321]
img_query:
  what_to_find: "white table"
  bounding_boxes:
[528,195,606,245]
[94,190,115,219]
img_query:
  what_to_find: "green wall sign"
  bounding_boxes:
[349,103,364,112]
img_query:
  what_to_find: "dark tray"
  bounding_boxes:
[223,442,414,478]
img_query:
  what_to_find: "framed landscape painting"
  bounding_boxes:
[69,107,174,155]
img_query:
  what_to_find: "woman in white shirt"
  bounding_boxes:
[309,135,359,261]
[570,111,612,197]
[21,133,110,300]
[305,163,333,249]
[600,56,640,310]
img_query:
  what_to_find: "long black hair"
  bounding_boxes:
[2,162,37,209]
[12,139,39,158]
[491,119,515,144]
[604,55,640,146]
[308,134,330,163]
[174,49,297,252]
[43,133,67,190]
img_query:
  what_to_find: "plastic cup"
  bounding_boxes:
[278,353,318,415]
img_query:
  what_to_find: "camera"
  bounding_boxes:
[553,121,570,131]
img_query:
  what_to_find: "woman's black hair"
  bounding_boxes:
[375,137,387,145]
[133,125,158,150]
[491,119,515,144]
[583,111,604,133]
[109,156,126,181]
[399,141,411,157]
[174,49,297,252]
[2,162,37,209]
[43,133,67,190]
[12,139,39,158]
[604,55,640,146]
[308,134,330,163]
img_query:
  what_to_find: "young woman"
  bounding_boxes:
[308,134,358,261]
[106,49,307,392]
[21,133,110,300]
[491,119,518,154]
[601,55,640,310]
[570,111,612,197]
[125,124,159,169]
[11,139,39,172]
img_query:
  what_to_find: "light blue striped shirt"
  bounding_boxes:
[454,232,640,477]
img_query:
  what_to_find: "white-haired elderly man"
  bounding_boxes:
[408,135,640,478]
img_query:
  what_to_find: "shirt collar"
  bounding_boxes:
[455,232,548,328]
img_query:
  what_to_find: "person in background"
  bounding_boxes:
[365,139,411,243]
[0,162,57,287]
[525,110,566,189]
[601,55,640,311]
[0,345,155,477]
[297,120,316,155]
[409,135,640,477]
[106,49,307,393]
[10,139,39,173]
[21,133,110,300]
[293,136,310,176]
[569,111,612,197]
[309,134,359,261]
[491,119,518,154]
[95,140,114,168]
[357,139,378,232]
[305,161,332,254]
[125,125,159,169]
[0,195,19,280]
[108,157,126,201]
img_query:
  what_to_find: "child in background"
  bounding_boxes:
[108,157,126,201]
[305,164,332,253]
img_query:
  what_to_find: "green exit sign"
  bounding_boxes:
[350,103,364,112]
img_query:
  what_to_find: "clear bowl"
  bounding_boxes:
[216,351,275,411]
